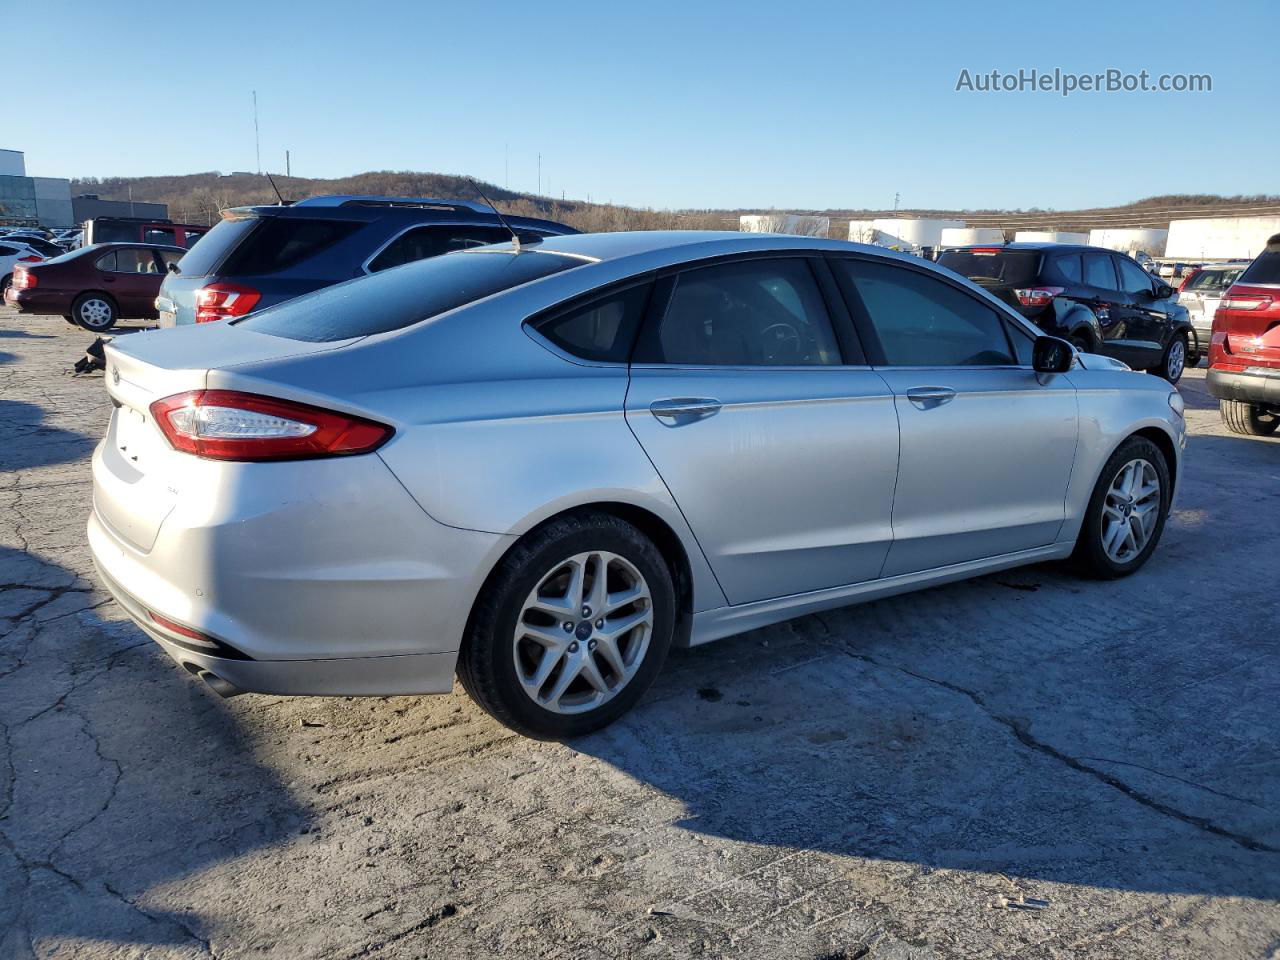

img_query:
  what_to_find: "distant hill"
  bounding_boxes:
[68,170,1280,238]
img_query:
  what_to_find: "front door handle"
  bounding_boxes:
[905,387,956,410]
[650,397,722,421]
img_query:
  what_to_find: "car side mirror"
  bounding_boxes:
[1153,283,1174,299]
[1033,335,1074,373]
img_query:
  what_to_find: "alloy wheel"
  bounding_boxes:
[1100,458,1161,564]
[78,298,113,329]
[513,551,653,715]
[1166,339,1185,381]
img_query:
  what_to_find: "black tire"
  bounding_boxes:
[1219,400,1280,437]
[1152,333,1187,383]
[72,292,117,332]
[1,273,10,297]
[1069,333,1093,354]
[457,512,676,739]
[1071,436,1172,579]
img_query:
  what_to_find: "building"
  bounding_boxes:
[1089,228,1168,258]
[71,194,168,224]
[1014,230,1090,244]
[1165,216,1280,261]
[0,148,75,227]
[849,218,964,251]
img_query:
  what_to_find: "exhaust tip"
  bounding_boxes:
[198,670,244,699]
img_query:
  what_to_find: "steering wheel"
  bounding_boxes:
[759,322,801,362]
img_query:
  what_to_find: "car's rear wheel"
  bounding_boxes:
[1153,333,1187,383]
[1219,400,1280,437]
[457,512,675,739]
[1071,436,1171,579]
[1069,333,1092,354]
[72,293,117,332]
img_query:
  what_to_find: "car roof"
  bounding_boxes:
[493,229,916,266]
[224,195,576,234]
[76,241,187,253]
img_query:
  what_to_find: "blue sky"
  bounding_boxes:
[14,0,1274,211]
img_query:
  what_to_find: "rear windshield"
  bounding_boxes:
[235,250,584,342]
[937,250,1041,286]
[1184,267,1245,292]
[171,216,257,277]
[1240,247,1280,285]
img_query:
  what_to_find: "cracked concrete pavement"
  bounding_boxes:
[1,313,1278,959]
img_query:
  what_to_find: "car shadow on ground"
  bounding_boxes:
[0,545,308,954]
[575,549,1280,904]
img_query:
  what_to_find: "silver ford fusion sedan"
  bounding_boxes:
[89,231,1185,738]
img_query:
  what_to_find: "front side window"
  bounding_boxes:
[1117,256,1154,294]
[637,258,840,366]
[834,258,1016,367]
[367,226,513,272]
[1083,253,1117,290]
[533,284,651,363]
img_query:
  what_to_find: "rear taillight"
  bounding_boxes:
[194,283,261,324]
[149,390,393,461]
[1218,294,1273,311]
[1014,286,1064,307]
[12,268,35,289]
[1178,269,1201,292]
[17,255,41,263]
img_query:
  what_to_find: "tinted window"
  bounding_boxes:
[1241,246,1280,285]
[534,284,651,363]
[93,250,115,271]
[368,226,513,272]
[835,258,1016,367]
[236,250,582,342]
[182,230,206,248]
[936,249,1040,286]
[222,218,362,276]
[92,221,137,243]
[1117,257,1154,294]
[638,258,840,366]
[0,245,14,256]
[169,216,257,277]
[143,226,177,245]
[1055,254,1082,283]
[1184,267,1244,292]
[1083,253,1117,289]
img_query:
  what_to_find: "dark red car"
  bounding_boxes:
[5,242,185,331]
[1207,233,1280,436]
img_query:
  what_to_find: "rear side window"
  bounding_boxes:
[1241,246,1280,284]
[936,250,1041,286]
[223,218,362,276]
[236,250,583,342]
[92,221,137,243]
[1054,254,1082,283]
[368,225,514,272]
[635,258,840,366]
[533,283,651,363]
[835,258,1016,367]
[1083,253,1117,289]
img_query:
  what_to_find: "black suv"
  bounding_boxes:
[937,243,1195,382]
[155,195,577,327]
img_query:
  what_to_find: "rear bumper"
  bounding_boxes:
[4,287,72,314]
[88,436,516,696]
[1206,366,1280,406]
[91,552,458,696]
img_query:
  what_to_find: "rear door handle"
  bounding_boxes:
[650,397,722,421]
[905,387,956,410]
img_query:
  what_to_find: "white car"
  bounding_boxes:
[0,239,44,295]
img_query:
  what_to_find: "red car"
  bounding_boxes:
[5,242,185,331]
[1207,233,1280,436]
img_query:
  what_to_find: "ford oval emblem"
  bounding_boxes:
[111,366,120,385]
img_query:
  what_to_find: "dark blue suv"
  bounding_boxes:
[154,195,577,326]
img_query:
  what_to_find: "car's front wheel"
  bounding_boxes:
[1071,436,1171,579]
[72,293,117,332]
[1219,400,1280,437]
[1153,333,1187,383]
[458,512,675,739]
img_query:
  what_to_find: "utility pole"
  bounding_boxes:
[285,150,291,177]
[253,91,261,174]
[893,191,900,212]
